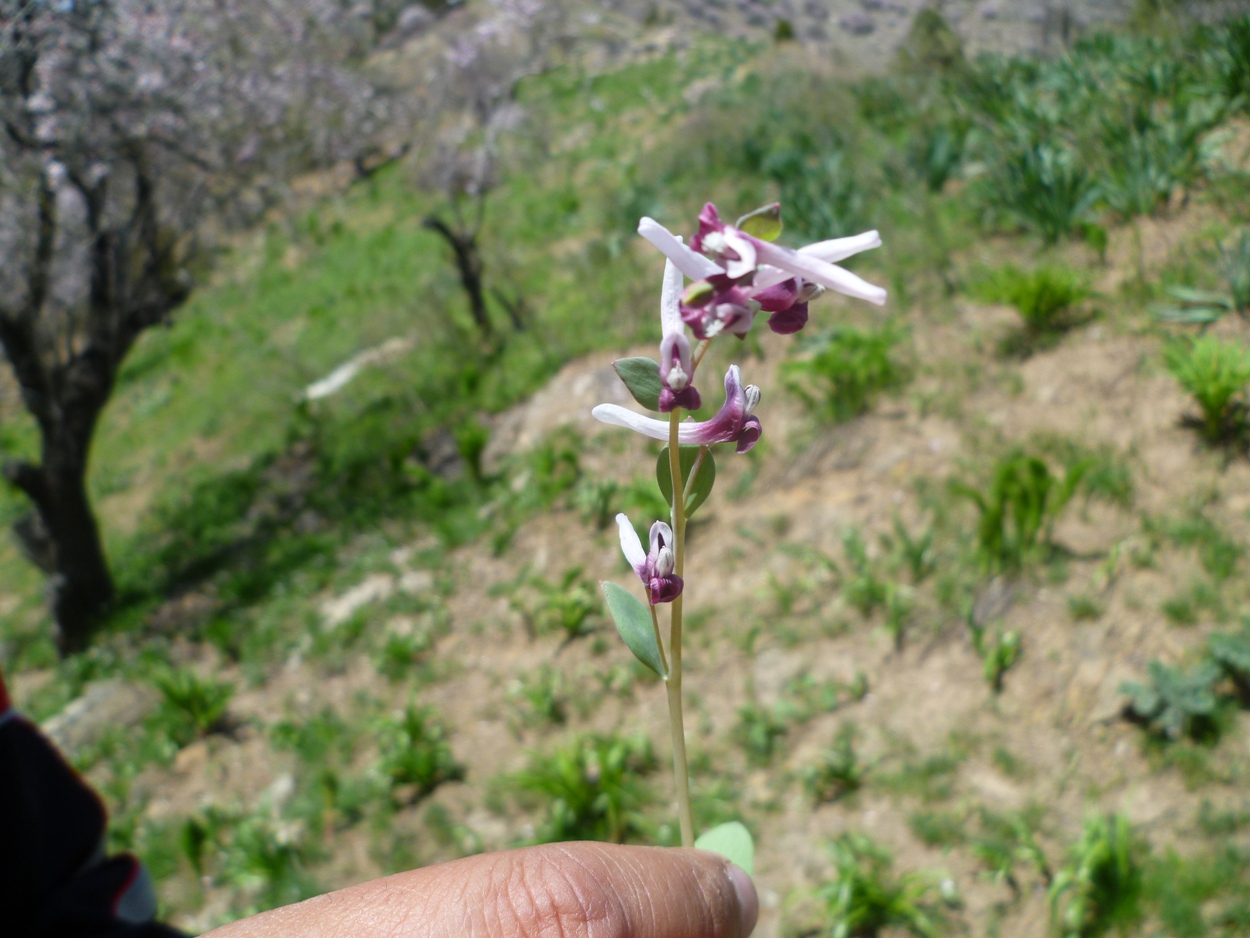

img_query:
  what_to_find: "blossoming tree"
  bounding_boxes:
[0,0,382,651]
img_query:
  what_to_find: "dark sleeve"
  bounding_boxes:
[0,668,187,938]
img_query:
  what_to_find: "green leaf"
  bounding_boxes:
[600,581,666,678]
[695,821,754,876]
[656,445,716,516]
[614,358,663,411]
[735,203,782,242]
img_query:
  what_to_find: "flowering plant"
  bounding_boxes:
[595,202,885,863]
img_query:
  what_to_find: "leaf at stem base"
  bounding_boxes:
[694,821,754,876]
[600,580,666,678]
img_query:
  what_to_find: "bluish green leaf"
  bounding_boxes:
[695,821,754,876]
[614,358,662,411]
[656,445,716,516]
[600,581,666,678]
[735,203,782,242]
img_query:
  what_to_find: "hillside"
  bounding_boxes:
[5,5,1250,937]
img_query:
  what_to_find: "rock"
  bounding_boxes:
[839,12,876,34]
[42,680,159,755]
[481,356,628,474]
[396,5,435,36]
[320,573,396,627]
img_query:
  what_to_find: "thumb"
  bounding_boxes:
[205,841,758,938]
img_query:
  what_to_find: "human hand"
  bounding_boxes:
[204,841,758,938]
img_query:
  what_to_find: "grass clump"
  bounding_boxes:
[952,450,1089,572]
[511,733,656,843]
[802,724,867,804]
[733,699,789,766]
[508,567,601,643]
[968,264,1090,353]
[813,833,945,938]
[507,664,569,731]
[1163,336,1250,444]
[150,668,234,747]
[1155,230,1250,326]
[1049,814,1144,938]
[374,705,464,804]
[782,325,909,423]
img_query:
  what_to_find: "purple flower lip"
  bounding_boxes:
[616,514,684,604]
[593,364,763,454]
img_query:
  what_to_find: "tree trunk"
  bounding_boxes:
[422,215,492,336]
[6,431,114,655]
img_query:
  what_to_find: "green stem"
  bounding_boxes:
[666,410,694,847]
[649,603,670,677]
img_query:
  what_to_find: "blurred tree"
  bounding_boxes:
[419,0,568,338]
[0,0,387,651]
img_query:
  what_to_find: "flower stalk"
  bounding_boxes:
[597,200,886,860]
[666,409,694,847]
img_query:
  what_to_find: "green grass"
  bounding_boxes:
[3,13,1250,932]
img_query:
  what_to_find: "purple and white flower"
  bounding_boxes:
[693,203,887,307]
[594,364,762,454]
[658,257,702,412]
[637,205,886,339]
[616,513,683,604]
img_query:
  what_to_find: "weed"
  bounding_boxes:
[879,749,965,802]
[815,833,944,938]
[1197,799,1250,837]
[1068,594,1103,620]
[271,707,354,766]
[511,734,656,843]
[764,147,864,240]
[1049,814,1144,938]
[150,668,234,747]
[780,672,849,721]
[1163,336,1250,444]
[179,808,320,916]
[374,705,464,804]
[507,664,569,730]
[952,450,1089,572]
[509,567,601,642]
[880,516,936,584]
[1121,660,1222,741]
[1161,579,1225,626]
[969,622,1022,694]
[985,140,1098,244]
[803,724,867,804]
[782,325,909,424]
[910,810,967,848]
[972,808,1052,896]
[841,528,889,616]
[969,264,1090,342]
[574,478,620,530]
[1156,231,1250,326]
[1209,628,1250,691]
[733,700,789,766]
[374,626,436,682]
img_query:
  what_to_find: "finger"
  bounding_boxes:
[204,841,758,938]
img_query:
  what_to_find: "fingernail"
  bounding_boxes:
[726,863,758,937]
